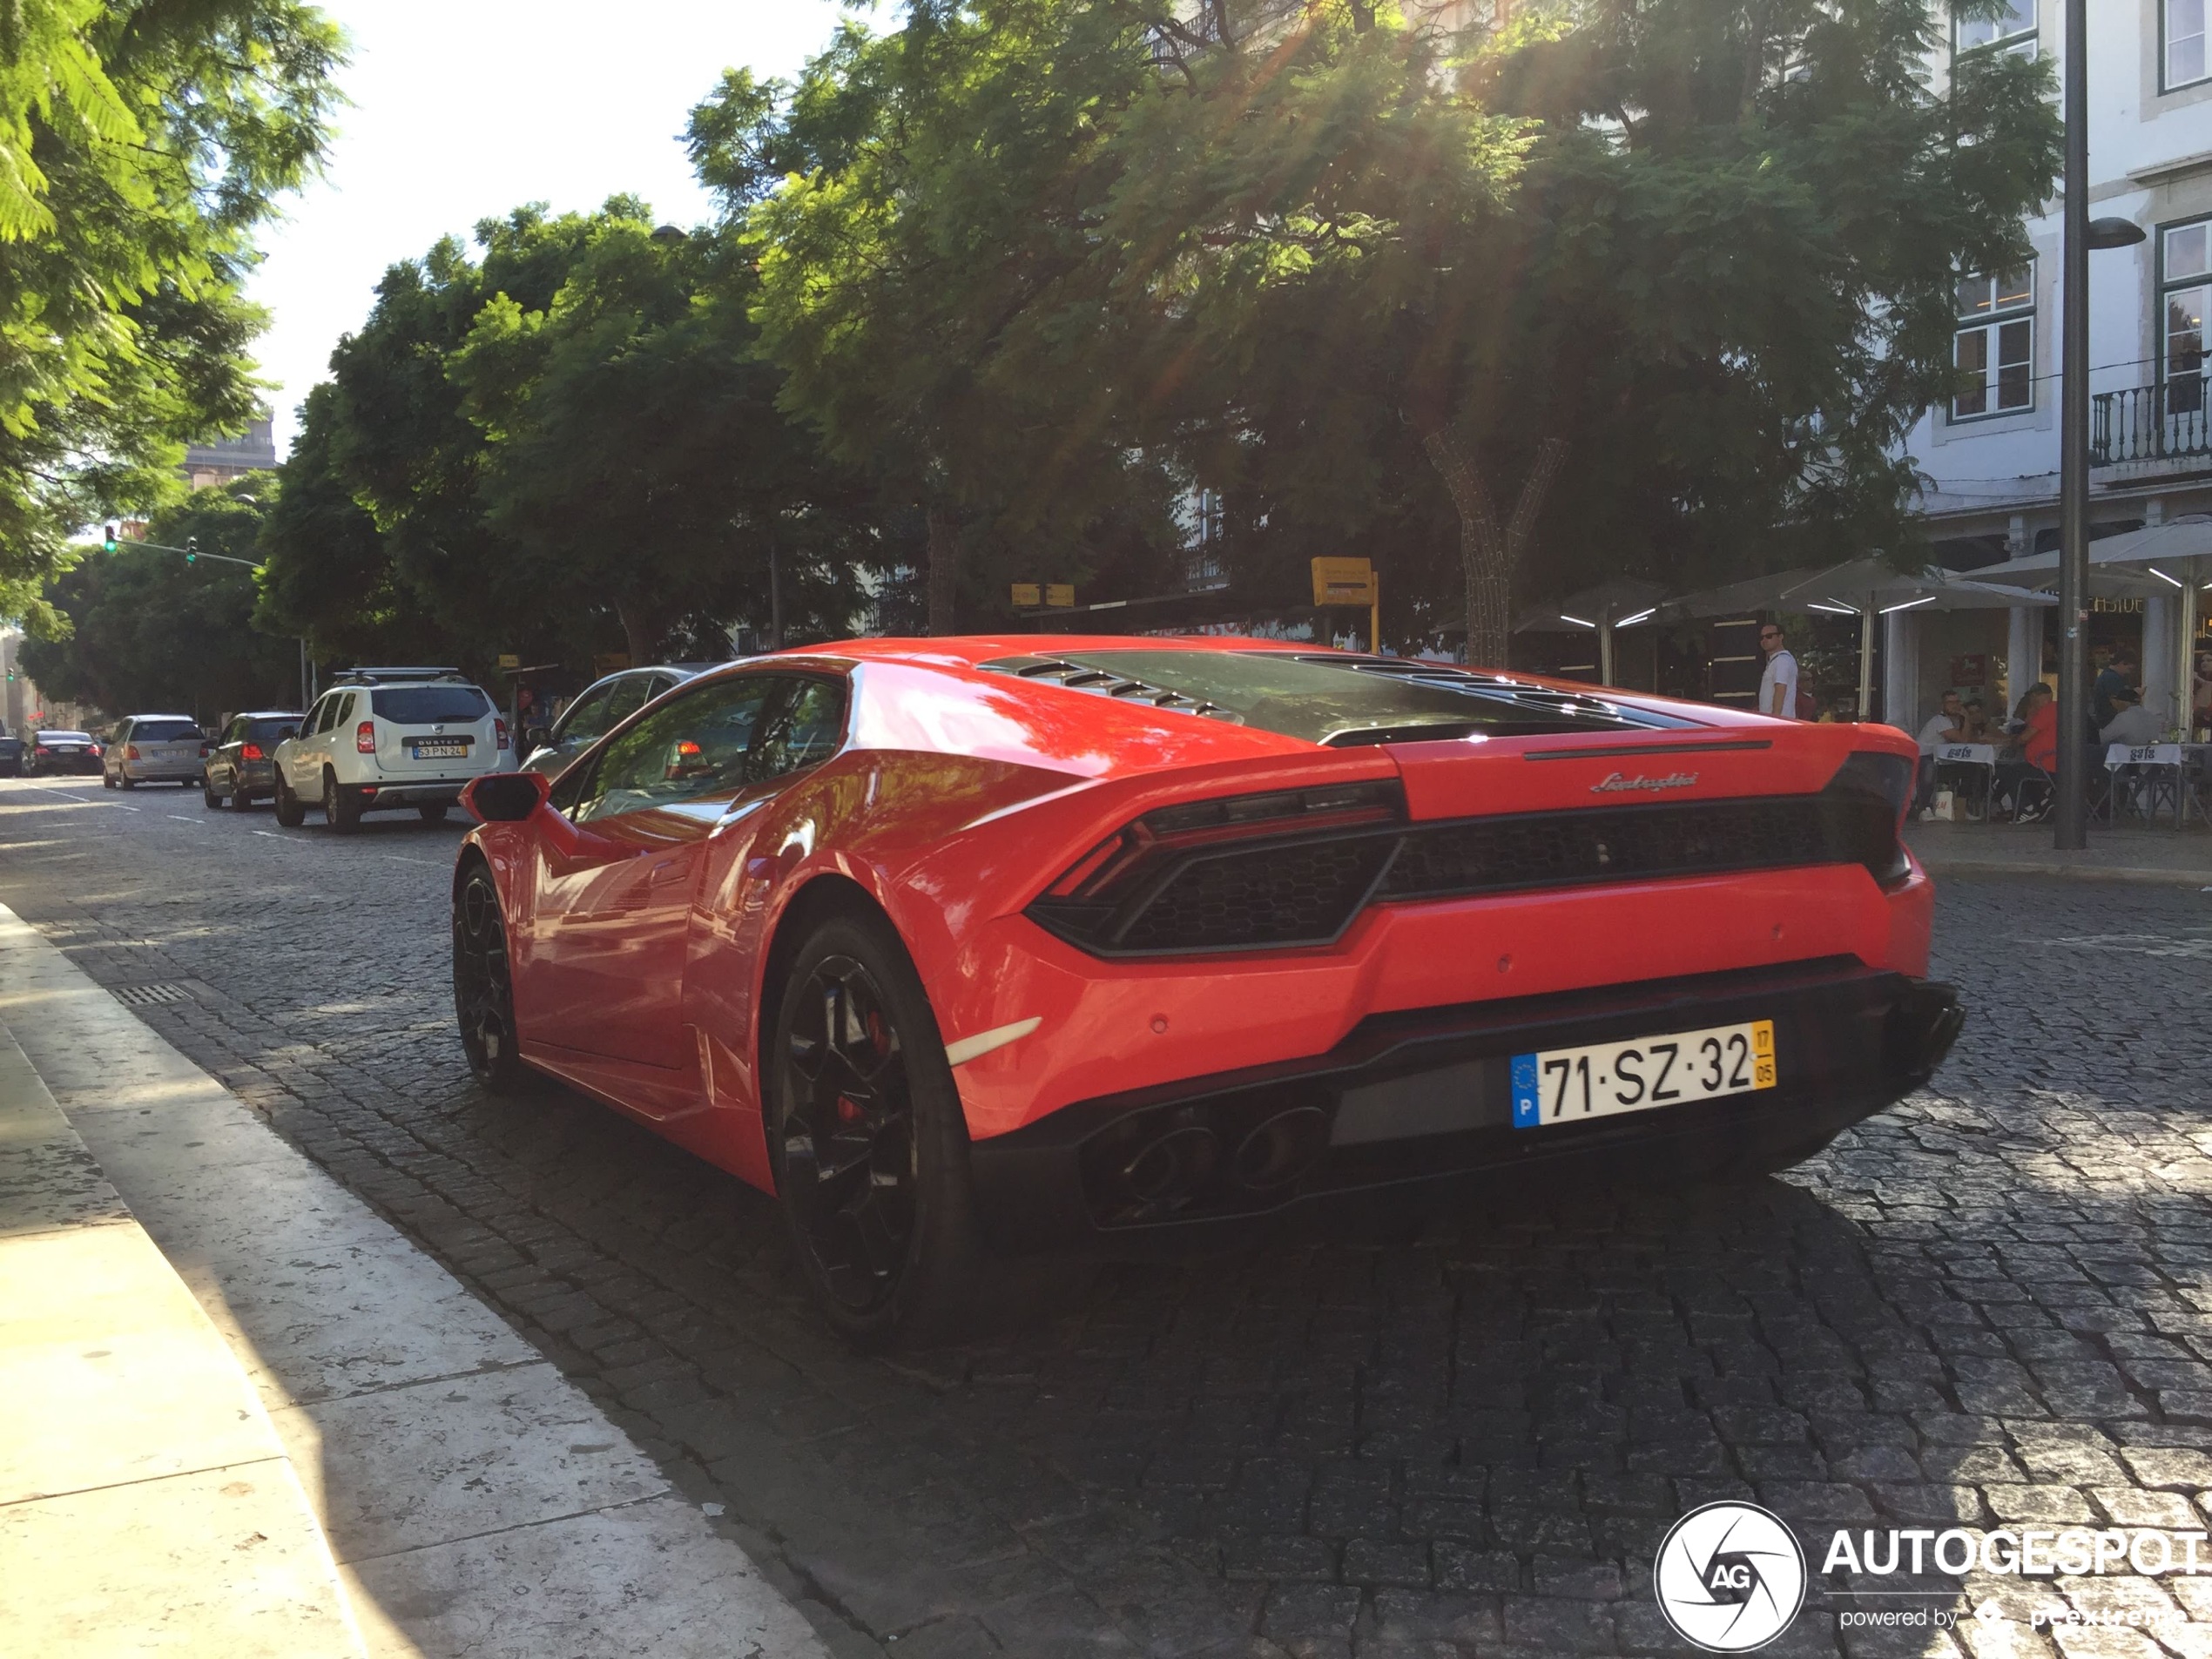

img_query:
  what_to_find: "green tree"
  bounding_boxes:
[1,0,343,623]
[736,0,2059,664]
[22,479,297,721]
[725,7,1183,635]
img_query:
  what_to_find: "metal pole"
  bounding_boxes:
[1858,599,1875,721]
[1599,608,1615,687]
[2054,0,2090,849]
[1370,576,1381,658]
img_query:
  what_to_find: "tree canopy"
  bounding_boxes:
[2,0,343,626]
[725,0,2060,662]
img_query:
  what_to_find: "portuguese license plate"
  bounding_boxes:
[411,738,468,759]
[1511,1019,1776,1130]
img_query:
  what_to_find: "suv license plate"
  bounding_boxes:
[1511,1019,1775,1130]
[411,739,469,759]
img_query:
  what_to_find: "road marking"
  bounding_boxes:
[165,815,202,824]
[381,856,444,867]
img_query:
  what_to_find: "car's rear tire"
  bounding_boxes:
[768,907,1064,1350]
[273,772,306,827]
[323,771,361,834]
[452,862,534,1095]
[418,804,448,824]
[118,772,135,789]
[230,779,253,810]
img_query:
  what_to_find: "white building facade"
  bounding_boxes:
[1905,0,2212,734]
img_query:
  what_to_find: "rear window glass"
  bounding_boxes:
[370,686,491,724]
[248,718,298,742]
[132,719,202,741]
[988,652,1689,745]
[37,732,90,743]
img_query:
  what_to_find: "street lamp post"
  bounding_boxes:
[2054,0,2148,849]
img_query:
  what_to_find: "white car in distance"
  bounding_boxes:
[273,669,509,833]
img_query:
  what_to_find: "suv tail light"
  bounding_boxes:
[240,742,264,761]
[356,720,376,754]
[495,718,509,749]
[198,743,210,758]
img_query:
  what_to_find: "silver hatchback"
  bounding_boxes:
[104,715,207,788]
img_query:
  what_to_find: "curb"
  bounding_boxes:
[1917,856,2212,888]
[0,904,833,1659]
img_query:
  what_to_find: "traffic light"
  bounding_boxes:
[102,523,118,553]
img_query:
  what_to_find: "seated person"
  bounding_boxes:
[2101,686,2163,748]
[1959,698,1993,741]
[1912,691,1967,815]
[1993,685,2057,820]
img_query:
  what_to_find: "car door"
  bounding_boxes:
[525,675,782,1069]
[280,696,327,792]
[108,719,132,780]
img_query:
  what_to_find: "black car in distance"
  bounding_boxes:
[203,710,306,809]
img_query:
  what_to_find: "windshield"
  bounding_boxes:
[370,686,492,724]
[989,652,1689,745]
[131,719,202,742]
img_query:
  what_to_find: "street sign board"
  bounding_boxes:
[496,653,520,670]
[1010,583,1042,607]
[1045,583,1076,608]
[1312,557,1376,606]
[593,652,631,676]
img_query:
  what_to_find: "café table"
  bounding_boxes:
[1932,742,1998,820]
[2103,742,2186,828]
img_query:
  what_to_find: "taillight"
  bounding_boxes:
[1820,751,1914,887]
[495,718,509,749]
[240,743,264,761]
[33,745,48,756]
[198,744,210,758]
[355,720,375,754]
[1043,782,1404,905]
[126,745,142,760]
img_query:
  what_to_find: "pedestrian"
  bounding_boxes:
[1913,690,1967,817]
[2094,651,2136,730]
[1757,622,1799,720]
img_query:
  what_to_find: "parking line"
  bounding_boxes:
[165,815,201,824]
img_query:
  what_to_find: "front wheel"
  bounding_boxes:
[769,908,1058,1348]
[452,863,532,1094]
[273,772,306,827]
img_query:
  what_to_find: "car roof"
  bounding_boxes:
[121,712,198,720]
[234,710,305,719]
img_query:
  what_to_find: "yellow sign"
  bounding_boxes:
[592,652,631,676]
[1010,583,1042,608]
[1311,556,1376,606]
[496,653,520,670]
[1045,583,1076,608]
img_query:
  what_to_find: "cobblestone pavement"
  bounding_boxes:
[7,772,2212,1657]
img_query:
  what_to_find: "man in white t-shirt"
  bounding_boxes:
[1912,691,1966,815]
[1757,624,1799,718]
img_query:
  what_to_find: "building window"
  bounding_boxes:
[1954,0,2036,59]
[2163,220,2211,415]
[2171,0,2210,90]
[1952,267,2034,421]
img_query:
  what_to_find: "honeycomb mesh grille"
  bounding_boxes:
[1114,837,1396,954]
[1381,798,1844,901]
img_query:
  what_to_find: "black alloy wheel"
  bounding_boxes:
[452,863,530,1093]
[769,908,1064,1348]
[781,951,921,1317]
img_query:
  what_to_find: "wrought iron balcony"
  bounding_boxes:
[2091,377,2212,467]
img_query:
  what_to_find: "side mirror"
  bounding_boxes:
[463,770,551,824]
[525,725,552,752]
[278,726,298,742]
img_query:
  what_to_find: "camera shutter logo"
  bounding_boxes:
[1654,1501,1807,1652]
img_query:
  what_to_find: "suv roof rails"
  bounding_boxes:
[327,666,469,685]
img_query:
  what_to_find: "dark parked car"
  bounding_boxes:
[518,664,711,779]
[0,730,22,776]
[27,731,102,775]
[202,710,305,809]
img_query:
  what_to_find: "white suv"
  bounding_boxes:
[273,669,509,833]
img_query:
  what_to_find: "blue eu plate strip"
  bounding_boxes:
[1510,1052,1540,1129]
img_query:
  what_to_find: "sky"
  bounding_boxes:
[245,1,852,455]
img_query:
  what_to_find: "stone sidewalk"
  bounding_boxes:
[0,902,831,1659]
[1906,818,2212,886]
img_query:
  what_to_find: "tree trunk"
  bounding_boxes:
[926,508,960,637]
[1420,428,1567,671]
[615,599,664,666]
